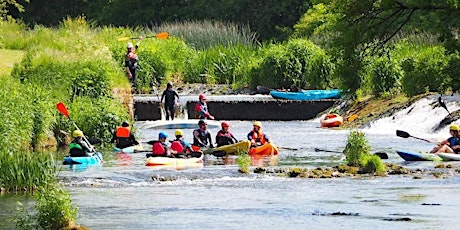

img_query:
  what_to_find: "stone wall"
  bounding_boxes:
[134,99,336,121]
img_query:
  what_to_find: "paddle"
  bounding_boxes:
[56,102,99,159]
[438,96,452,116]
[117,32,169,41]
[314,148,389,160]
[396,130,434,143]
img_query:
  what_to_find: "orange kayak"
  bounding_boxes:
[249,143,278,156]
[320,113,343,127]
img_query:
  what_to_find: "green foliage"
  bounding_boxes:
[343,130,371,167]
[361,154,386,175]
[159,20,257,50]
[135,48,167,93]
[252,39,334,89]
[401,46,448,97]
[65,96,130,142]
[443,52,460,93]
[369,56,403,97]
[236,153,251,173]
[0,150,56,192]
[15,184,78,230]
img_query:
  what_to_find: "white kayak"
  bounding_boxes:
[437,153,460,161]
[137,119,220,129]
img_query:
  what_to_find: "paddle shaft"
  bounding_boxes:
[314,148,388,159]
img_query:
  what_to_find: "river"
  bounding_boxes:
[2,95,460,230]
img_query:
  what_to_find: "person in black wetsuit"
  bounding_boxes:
[161,82,180,120]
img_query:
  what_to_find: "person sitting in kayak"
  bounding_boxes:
[194,94,214,120]
[69,130,93,157]
[147,132,177,157]
[247,121,270,148]
[170,129,193,156]
[431,124,460,154]
[216,121,238,147]
[193,120,214,148]
[111,121,139,149]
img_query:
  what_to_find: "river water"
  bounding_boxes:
[2,95,460,230]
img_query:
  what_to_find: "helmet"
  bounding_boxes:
[121,121,129,127]
[198,120,207,126]
[159,132,168,139]
[127,42,134,48]
[167,82,173,88]
[175,129,184,136]
[221,121,230,127]
[450,124,460,131]
[72,130,83,137]
[253,121,262,128]
[199,94,206,100]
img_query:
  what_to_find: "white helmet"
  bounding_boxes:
[127,42,134,48]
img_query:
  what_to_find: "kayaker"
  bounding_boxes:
[193,120,214,148]
[148,132,177,157]
[431,124,460,154]
[216,121,238,147]
[161,82,180,120]
[69,130,92,157]
[194,94,215,120]
[111,121,139,149]
[125,36,142,89]
[247,121,270,147]
[171,129,193,155]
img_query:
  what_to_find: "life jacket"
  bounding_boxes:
[116,127,130,138]
[194,102,208,118]
[250,130,267,145]
[171,140,184,153]
[152,141,167,156]
[193,128,209,147]
[69,141,87,157]
[216,130,235,147]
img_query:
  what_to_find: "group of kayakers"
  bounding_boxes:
[146,120,271,158]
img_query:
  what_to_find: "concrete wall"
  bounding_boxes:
[134,99,336,121]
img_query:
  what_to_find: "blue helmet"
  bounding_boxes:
[159,132,168,139]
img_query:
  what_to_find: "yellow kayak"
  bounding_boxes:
[204,140,251,155]
[145,153,204,169]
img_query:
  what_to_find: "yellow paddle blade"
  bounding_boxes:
[117,37,130,42]
[156,32,169,39]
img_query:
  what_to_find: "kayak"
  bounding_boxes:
[249,143,279,156]
[204,140,251,155]
[145,153,204,168]
[396,150,442,161]
[437,153,460,161]
[320,113,343,128]
[113,145,144,153]
[63,152,103,166]
[270,89,342,100]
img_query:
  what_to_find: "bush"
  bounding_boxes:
[362,154,386,175]
[343,130,371,167]
[369,56,402,97]
[401,46,448,97]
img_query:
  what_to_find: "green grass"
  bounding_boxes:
[0,49,24,76]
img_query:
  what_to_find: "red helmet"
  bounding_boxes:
[199,94,206,100]
[221,121,230,127]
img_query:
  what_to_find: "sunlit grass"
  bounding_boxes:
[0,49,24,76]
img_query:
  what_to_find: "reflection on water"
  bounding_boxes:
[2,120,460,229]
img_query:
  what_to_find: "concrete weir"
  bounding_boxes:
[134,94,337,121]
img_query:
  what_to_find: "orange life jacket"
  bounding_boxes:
[251,130,267,145]
[116,127,130,138]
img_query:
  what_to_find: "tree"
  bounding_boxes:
[0,0,28,19]
[294,0,460,92]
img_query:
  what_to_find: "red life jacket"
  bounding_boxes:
[116,127,130,138]
[170,141,184,153]
[152,142,166,156]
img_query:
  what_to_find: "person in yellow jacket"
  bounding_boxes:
[111,121,139,149]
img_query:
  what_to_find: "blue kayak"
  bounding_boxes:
[63,152,103,166]
[270,89,342,100]
[396,150,442,161]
